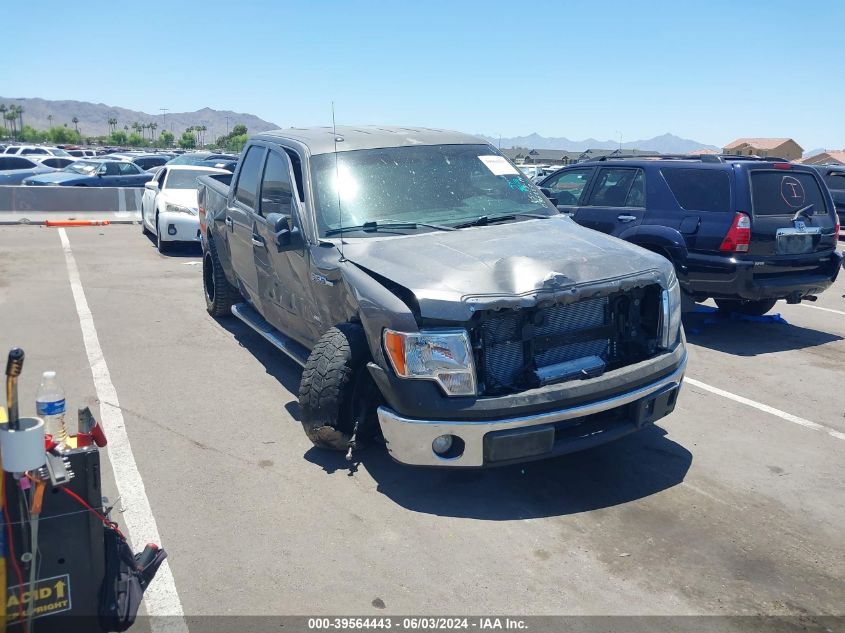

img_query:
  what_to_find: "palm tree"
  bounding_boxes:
[149,122,158,143]
[5,112,16,139]
[15,106,24,134]
[197,125,207,147]
[72,116,79,133]
[47,114,54,128]
[108,117,117,134]
[0,104,7,137]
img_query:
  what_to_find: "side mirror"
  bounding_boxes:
[144,181,157,190]
[265,212,302,252]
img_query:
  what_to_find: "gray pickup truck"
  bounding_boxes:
[197,126,687,467]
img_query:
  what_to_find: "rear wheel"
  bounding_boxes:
[715,298,778,316]
[203,238,241,317]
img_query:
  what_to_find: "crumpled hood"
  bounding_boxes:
[340,215,673,321]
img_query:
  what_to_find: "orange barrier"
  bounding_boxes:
[44,219,111,227]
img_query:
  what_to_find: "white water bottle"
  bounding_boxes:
[36,371,68,447]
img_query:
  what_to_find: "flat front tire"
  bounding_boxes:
[298,324,372,451]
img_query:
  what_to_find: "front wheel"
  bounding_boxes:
[156,216,168,253]
[715,298,778,316]
[298,324,377,451]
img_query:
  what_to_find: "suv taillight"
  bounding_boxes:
[835,218,840,241]
[720,212,751,253]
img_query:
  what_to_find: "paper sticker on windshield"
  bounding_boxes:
[478,155,518,176]
[780,175,806,208]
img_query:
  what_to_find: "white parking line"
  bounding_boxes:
[686,377,845,441]
[799,303,845,317]
[58,229,188,632]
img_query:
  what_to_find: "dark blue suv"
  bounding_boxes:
[538,155,842,315]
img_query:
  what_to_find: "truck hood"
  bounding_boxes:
[340,215,673,321]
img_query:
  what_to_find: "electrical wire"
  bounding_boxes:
[59,485,125,539]
[2,476,28,633]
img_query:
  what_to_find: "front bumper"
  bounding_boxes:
[158,212,200,243]
[377,351,687,467]
[681,251,842,301]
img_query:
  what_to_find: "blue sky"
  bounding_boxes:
[4,1,843,148]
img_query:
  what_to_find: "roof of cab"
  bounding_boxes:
[253,126,487,155]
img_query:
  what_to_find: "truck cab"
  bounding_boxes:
[198,127,687,467]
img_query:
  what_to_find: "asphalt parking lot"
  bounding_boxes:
[0,225,843,624]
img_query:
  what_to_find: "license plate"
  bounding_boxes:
[776,227,820,255]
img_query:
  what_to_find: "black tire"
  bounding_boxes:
[140,210,151,236]
[156,216,168,254]
[715,298,778,316]
[203,238,240,317]
[298,323,374,451]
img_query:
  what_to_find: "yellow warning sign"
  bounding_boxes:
[5,574,72,623]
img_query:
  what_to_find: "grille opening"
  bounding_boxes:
[474,285,662,396]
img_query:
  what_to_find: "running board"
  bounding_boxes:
[231,303,310,367]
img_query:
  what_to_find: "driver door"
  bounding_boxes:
[142,168,166,229]
[541,167,595,213]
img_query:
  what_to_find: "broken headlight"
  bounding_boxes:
[660,270,682,349]
[383,328,476,397]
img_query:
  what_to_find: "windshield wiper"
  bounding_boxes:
[324,219,455,236]
[452,212,549,229]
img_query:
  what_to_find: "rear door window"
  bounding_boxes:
[586,168,645,207]
[750,170,828,216]
[661,168,730,212]
[234,146,266,210]
[542,168,593,205]
[822,172,845,190]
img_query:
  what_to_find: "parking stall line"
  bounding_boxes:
[799,303,845,317]
[58,229,188,632]
[685,377,845,441]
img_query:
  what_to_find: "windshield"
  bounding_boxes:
[64,161,100,174]
[310,144,554,236]
[165,169,205,189]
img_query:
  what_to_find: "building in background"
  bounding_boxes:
[722,138,803,160]
[799,150,845,166]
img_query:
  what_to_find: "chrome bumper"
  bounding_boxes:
[377,355,687,467]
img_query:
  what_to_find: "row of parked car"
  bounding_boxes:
[0,145,240,186]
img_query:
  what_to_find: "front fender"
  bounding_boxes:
[620,225,688,264]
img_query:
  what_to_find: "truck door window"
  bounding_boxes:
[282,148,305,202]
[260,151,294,217]
[587,168,645,207]
[234,146,265,210]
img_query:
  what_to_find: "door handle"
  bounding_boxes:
[224,217,233,229]
[617,214,637,223]
[251,237,265,248]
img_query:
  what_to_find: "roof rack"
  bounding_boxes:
[592,153,792,164]
[594,153,724,163]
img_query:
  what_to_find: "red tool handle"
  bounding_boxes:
[90,422,108,447]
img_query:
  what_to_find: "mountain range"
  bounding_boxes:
[0,97,279,139]
[480,132,720,154]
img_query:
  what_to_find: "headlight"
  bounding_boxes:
[383,328,476,397]
[660,270,682,349]
[165,203,196,215]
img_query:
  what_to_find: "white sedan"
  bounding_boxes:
[141,165,228,253]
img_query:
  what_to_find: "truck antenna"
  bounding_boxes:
[332,101,346,262]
